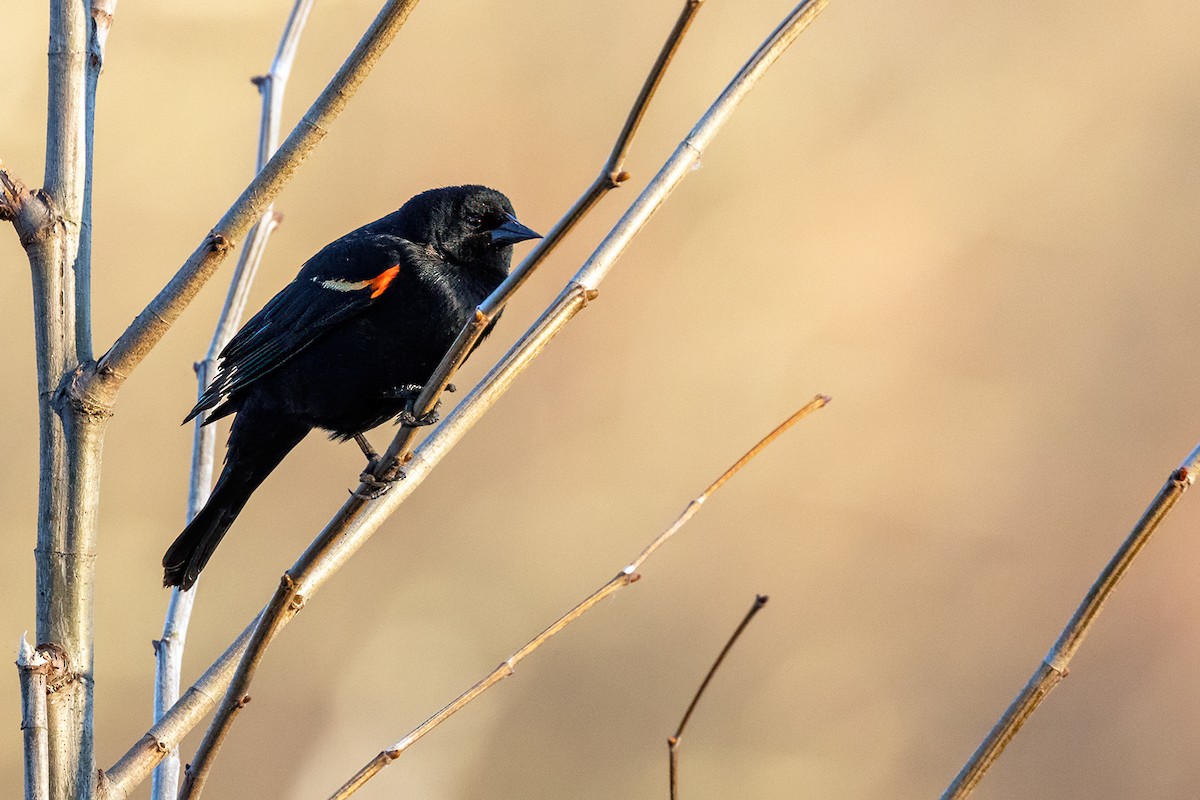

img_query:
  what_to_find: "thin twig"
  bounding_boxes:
[371,0,707,483]
[105,3,830,794]
[74,0,425,418]
[152,5,312,798]
[330,405,822,799]
[669,595,769,800]
[180,4,709,793]
[941,443,1200,799]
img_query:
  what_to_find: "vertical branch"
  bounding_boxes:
[36,0,103,796]
[152,4,313,799]
[78,0,118,360]
[941,444,1200,799]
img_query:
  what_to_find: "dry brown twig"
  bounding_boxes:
[941,442,1200,799]
[669,594,770,800]
[329,401,824,799]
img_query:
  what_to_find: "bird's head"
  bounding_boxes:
[402,185,540,276]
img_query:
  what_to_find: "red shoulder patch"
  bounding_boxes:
[368,265,401,299]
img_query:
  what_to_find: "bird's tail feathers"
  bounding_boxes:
[163,499,238,591]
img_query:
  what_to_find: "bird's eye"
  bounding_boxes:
[465,212,484,227]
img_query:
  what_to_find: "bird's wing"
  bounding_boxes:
[185,235,412,423]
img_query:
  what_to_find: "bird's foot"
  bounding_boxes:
[396,400,440,428]
[352,460,405,500]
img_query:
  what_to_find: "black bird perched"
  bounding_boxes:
[163,185,540,590]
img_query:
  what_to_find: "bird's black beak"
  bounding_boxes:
[489,212,541,246]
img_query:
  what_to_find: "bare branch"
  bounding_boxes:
[941,443,1200,799]
[669,595,769,800]
[77,0,425,415]
[107,2,831,793]
[329,406,819,799]
[153,5,311,799]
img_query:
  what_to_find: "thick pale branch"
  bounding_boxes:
[941,443,1200,799]
[330,405,819,799]
[80,0,424,414]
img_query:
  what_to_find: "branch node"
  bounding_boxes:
[1172,467,1191,490]
[205,231,234,255]
[57,360,117,419]
[29,642,75,692]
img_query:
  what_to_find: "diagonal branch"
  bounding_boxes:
[151,4,314,800]
[75,0,425,416]
[940,443,1200,799]
[372,0,707,483]
[103,2,831,795]
[329,406,820,799]
[669,595,769,800]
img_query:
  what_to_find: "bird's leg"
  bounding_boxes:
[353,433,379,464]
[352,433,402,500]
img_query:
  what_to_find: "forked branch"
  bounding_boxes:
[330,403,822,799]
[941,443,1200,798]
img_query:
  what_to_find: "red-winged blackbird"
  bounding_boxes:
[163,185,539,590]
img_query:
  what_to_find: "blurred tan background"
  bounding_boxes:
[4,1,1200,797]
